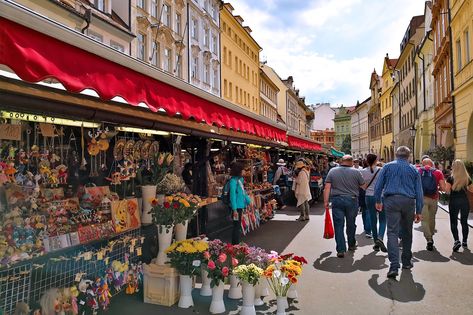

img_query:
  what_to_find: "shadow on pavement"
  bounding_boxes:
[256,299,300,315]
[355,233,376,248]
[450,249,473,265]
[368,270,425,302]
[313,251,388,273]
[413,249,450,263]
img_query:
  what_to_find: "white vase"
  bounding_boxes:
[200,268,212,296]
[141,185,157,224]
[254,281,264,306]
[241,281,256,315]
[156,225,173,265]
[178,275,194,308]
[287,284,298,299]
[260,280,270,297]
[276,296,287,315]
[228,274,242,299]
[209,282,226,314]
[175,220,189,241]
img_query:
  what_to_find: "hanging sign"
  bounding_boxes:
[0,123,21,140]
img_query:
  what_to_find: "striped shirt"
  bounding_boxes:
[374,158,424,214]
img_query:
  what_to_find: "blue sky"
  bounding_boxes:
[232,0,427,106]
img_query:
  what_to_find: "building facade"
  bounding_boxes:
[133,0,188,80]
[260,63,288,124]
[380,54,397,161]
[188,0,222,96]
[333,106,354,150]
[283,76,312,137]
[220,3,261,114]
[309,103,336,131]
[395,15,425,154]
[311,128,335,147]
[415,2,436,159]
[432,0,455,149]
[12,0,134,54]
[259,64,279,122]
[451,0,473,160]
[369,70,382,156]
[350,98,370,159]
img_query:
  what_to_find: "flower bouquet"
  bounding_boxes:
[165,238,209,308]
[224,243,248,299]
[156,173,184,195]
[139,152,175,186]
[203,239,230,314]
[150,197,175,233]
[263,253,305,296]
[233,263,263,286]
[173,193,202,225]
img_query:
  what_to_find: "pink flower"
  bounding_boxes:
[222,266,229,277]
[218,253,227,263]
[231,258,238,267]
[203,251,211,260]
[207,260,216,270]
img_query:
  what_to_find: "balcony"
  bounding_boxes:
[434,99,453,122]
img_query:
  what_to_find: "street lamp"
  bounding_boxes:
[390,140,396,161]
[409,126,416,163]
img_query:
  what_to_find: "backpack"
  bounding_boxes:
[421,168,438,196]
[221,179,231,206]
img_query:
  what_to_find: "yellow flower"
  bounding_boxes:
[180,199,191,207]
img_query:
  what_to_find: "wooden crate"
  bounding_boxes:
[143,263,180,306]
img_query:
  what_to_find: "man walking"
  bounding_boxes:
[374,146,423,279]
[324,155,365,258]
[418,158,446,251]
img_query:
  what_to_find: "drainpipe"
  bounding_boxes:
[187,2,191,84]
[81,8,91,34]
[447,0,456,139]
[418,52,426,112]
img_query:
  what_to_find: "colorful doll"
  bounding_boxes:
[56,164,68,185]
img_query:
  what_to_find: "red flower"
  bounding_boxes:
[222,266,229,277]
[151,199,158,206]
[173,202,179,209]
[207,260,216,270]
[203,251,211,260]
[163,202,170,208]
[280,253,294,260]
[293,256,308,265]
[218,253,227,263]
[231,258,239,267]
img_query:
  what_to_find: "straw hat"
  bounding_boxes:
[295,160,306,169]
[276,159,286,166]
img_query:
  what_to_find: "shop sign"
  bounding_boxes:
[0,123,21,140]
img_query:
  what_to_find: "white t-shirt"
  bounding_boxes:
[361,166,381,196]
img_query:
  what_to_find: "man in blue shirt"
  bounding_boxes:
[374,146,423,279]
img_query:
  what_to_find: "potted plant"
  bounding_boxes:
[224,244,249,300]
[244,246,271,304]
[165,238,208,308]
[203,239,229,314]
[172,193,202,241]
[150,195,176,265]
[233,264,263,315]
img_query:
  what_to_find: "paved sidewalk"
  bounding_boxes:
[108,203,473,314]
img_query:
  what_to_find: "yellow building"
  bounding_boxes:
[451,0,473,160]
[259,64,279,122]
[220,3,261,114]
[380,54,397,161]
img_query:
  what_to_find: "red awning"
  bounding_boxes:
[0,17,286,142]
[287,136,322,152]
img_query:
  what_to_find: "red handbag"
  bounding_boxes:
[323,207,335,239]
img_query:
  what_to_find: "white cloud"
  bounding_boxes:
[232,0,427,106]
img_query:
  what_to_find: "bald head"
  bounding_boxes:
[341,155,354,166]
[422,158,434,167]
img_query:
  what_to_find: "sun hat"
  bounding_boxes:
[276,159,286,166]
[295,160,306,169]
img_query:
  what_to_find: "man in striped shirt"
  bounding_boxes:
[374,146,424,279]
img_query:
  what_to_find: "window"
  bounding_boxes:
[224,79,228,97]
[213,69,218,89]
[223,47,227,64]
[235,85,239,102]
[151,0,157,18]
[137,0,145,9]
[228,51,232,67]
[88,30,103,42]
[137,33,146,61]
[176,13,182,34]
[211,4,217,20]
[229,82,232,98]
[191,19,198,39]
[163,4,171,27]
[151,42,160,66]
[456,39,462,70]
[465,30,470,63]
[164,48,172,72]
[204,63,210,84]
[175,53,181,77]
[204,28,209,47]
[110,41,124,53]
[94,0,105,11]
[192,57,199,79]
[212,35,218,54]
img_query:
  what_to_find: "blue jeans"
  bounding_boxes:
[366,195,386,241]
[361,205,371,234]
[384,195,415,271]
[331,195,359,253]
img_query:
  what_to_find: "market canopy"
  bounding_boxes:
[287,135,322,152]
[0,17,287,143]
[330,147,345,158]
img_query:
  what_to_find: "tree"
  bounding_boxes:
[424,145,454,166]
[340,135,352,154]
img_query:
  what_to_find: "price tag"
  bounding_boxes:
[131,239,137,247]
[140,237,145,244]
[75,273,83,282]
[96,251,103,261]
[136,247,142,256]
[129,246,135,254]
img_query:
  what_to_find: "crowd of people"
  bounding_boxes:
[323,146,473,279]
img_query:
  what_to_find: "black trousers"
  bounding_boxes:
[449,198,470,242]
[232,209,243,245]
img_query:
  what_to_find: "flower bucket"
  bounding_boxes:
[200,268,212,296]
[287,284,298,299]
[228,274,242,299]
[260,280,270,297]
[175,220,188,242]
[254,282,264,306]
[178,275,194,308]
[156,225,173,265]
[276,296,287,315]
[209,282,226,314]
[241,281,256,315]
[141,185,157,224]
